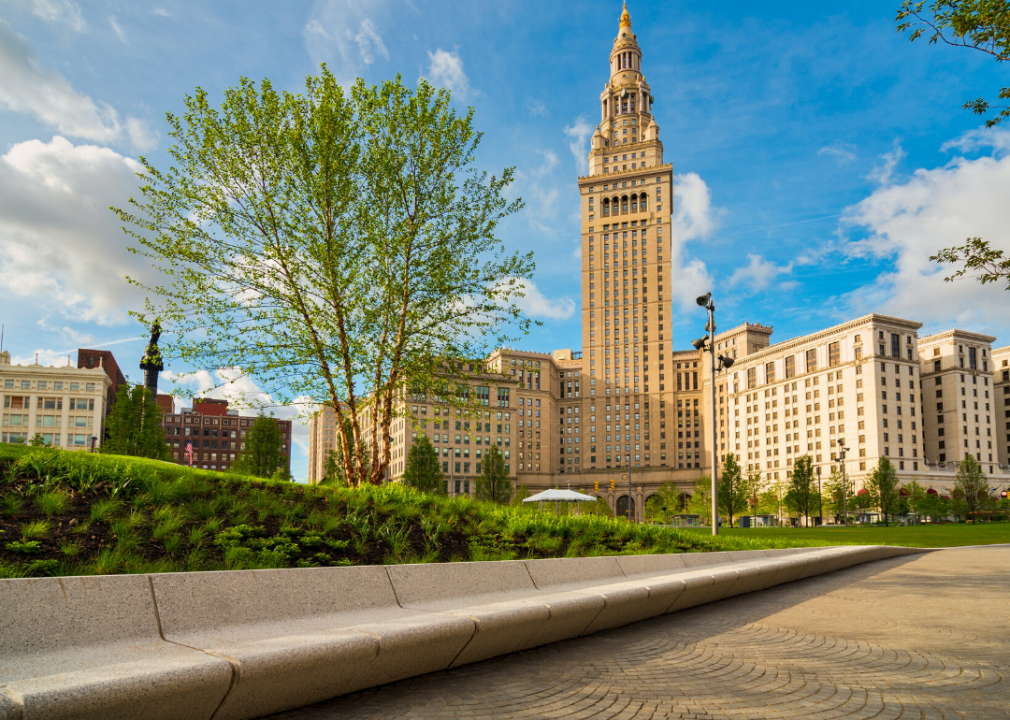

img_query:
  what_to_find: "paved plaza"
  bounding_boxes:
[265,547,1010,720]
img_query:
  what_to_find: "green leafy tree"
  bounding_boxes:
[918,490,951,521]
[644,479,681,524]
[898,1,1010,127]
[931,238,1010,292]
[28,434,49,447]
[785,455,817,527]
[865,456,902,526]
[475,445,511,504]
[512,484,531,506]
[823,468,854,523]
[902,480,929,514]
[688,475,713,525]
[321,415,368,487]
[953,454,992,521]
[402,434,444,494]
[101,384,170,460]
[232,414,289,479]
[718,454,752,528]
[115,70,532,489]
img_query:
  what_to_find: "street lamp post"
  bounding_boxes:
[816,465,822,527]
[694,293,734,537]
[838,439,850,528]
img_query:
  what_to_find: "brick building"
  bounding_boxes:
[161,399,292,473]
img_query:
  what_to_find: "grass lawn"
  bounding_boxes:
[683,524,1010,548]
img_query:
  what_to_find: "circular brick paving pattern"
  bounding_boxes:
[265,547,1010,719]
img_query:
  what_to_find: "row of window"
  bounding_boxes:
[2,379,97,392]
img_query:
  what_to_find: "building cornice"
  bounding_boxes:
[918,329,998,345]
[723,313,923,368]
[577,162,673,185]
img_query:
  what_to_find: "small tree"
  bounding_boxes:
[823,468,854,523]
[475,445,511,504]
[102,384,170,460]
[902,479,928,515]
[402,434,444,494]
[232,413,288,479]
[688,474,712,525]
[718,454,751,528]
[28,434,49,447]
[954,454,991,522]
[786,455,817,527]
[865,456,901,526]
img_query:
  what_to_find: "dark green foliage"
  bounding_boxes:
[1,443,809,578]
[475,445,511,504]
[786,455,817,526]
[231,414,289,479]
[953,454,992,521]
[402,435,444,494]
[866,457,902,526]
[718,454,752,528]
[101,385,170,460]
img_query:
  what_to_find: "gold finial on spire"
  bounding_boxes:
[620,2,631,28]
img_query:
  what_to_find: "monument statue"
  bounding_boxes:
[139,319,164,399]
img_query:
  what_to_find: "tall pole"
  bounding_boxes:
[628,461,633,523]
[708,301,718,537]
[839,440,848,528]
[817,465,822,527]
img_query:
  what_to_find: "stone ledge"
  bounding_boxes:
[0,545,928,720]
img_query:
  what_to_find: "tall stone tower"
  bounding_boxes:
[578,3,675,473]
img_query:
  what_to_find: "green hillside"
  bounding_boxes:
[0,444,834,578]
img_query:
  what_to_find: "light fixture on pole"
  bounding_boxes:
[838,439,850,527]
[694,292,734,537]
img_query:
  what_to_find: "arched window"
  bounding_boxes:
[621,195,629,213]
[631,196,638,211]
[602,198,610,216]
[639,193,647,210]
[616,495,636,518]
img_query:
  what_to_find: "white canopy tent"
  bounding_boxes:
[522,488,599,515]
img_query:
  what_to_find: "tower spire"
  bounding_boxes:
[619,2,631,29]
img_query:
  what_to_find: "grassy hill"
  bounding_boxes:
[0,444,838,578]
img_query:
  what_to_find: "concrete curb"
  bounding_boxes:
[0,545,927,720]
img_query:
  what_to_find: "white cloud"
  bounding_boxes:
[818,142,857,164]
[727,254,792,292]
[424,48,471,100]
[8,348,77,367]
[151,7,170,17]
[940,126,1010,155]
[563,116,594,176]
[526,99,548,117]
[0,136,154,325]
[161,367,313,480]
[512,278,575,321]
[108,15,127,44]
[841,130,1010,334]
[18,0,86,31]
[0,19,155,150]
[303,1,393,85]
[36,317,94,345]
[866,139,907,186]
[668,172,720,312]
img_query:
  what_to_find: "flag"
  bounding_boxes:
[185,441,193,467]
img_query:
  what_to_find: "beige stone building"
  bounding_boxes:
[705,315,928,490]
[0,350,112,449]
[994,346,1010,470]
[306,4,1009,512]
[918,330,999,477]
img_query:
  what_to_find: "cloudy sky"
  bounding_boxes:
[1,0,1008,480]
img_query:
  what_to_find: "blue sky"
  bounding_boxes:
[1,0,1008,480]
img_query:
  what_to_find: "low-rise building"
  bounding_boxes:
[0,350,112,449]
